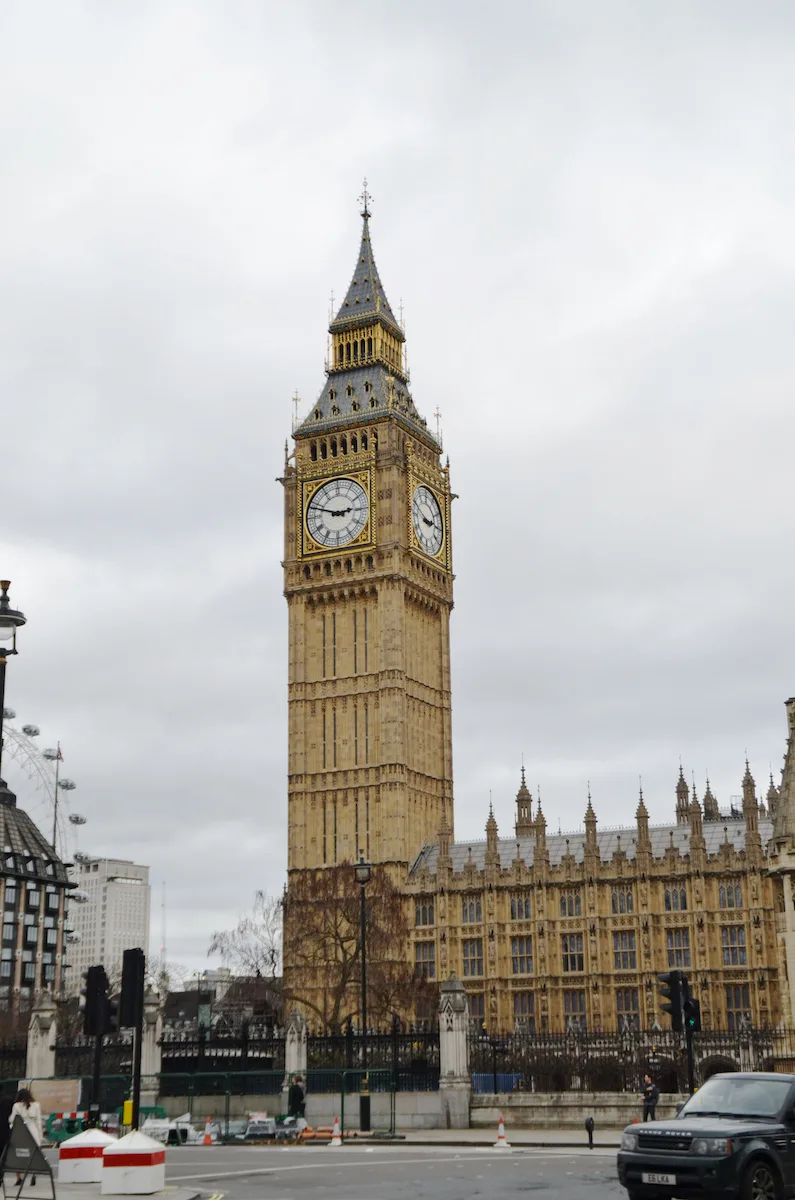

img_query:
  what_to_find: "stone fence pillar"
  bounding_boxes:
[140,988,162,1108]
[282,1011,308,1114]
[438,974,471,1128]
[26,994,57,1081]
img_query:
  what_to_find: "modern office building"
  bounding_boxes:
[69,857,150,984]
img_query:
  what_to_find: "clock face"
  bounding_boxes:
[306,477,369,548]
[412,485,444,557]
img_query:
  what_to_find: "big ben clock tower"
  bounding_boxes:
[281,187,454,886]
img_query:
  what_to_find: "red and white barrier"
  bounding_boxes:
[59,1128,118,1183]
[330,1116,342,1147]
[493,1115,511,1148]
[101,1131,165,1195]
[54,1112,89,1121]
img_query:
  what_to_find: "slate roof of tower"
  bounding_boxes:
[0,781,71,885]
[409,817,775,875]
[329,216,404,339]
[295,212,439,448]
[297,363,437,445]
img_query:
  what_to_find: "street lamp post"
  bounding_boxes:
[354,854,373,1133]
[0,581,26,782]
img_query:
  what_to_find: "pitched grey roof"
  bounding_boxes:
[0,781,71,885]
[296,363,439,447]
[410,817,775,876]
[330,217,403,339]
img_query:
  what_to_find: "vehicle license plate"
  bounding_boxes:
[642,1173,676,1186]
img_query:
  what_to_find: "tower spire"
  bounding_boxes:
[358,177,372,219]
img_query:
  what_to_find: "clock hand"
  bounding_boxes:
[325,506,353,518]
[422,516,434,527]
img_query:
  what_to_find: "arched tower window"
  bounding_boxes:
[320,440,328,459]
[367,336,372,356]
[310,442,317,461]
[361,433,368,450]
[351,434,358,452]
[346,342,351,362]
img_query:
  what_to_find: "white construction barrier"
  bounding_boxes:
[101,1131,165,1195]
[59,1128,118,1184]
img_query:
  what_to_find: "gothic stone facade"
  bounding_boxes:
[282,200,795,1033]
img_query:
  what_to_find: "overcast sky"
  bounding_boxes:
[2,1,794,974]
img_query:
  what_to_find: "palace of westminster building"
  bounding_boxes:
[281,191,795,1034]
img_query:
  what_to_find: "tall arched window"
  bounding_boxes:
[351,434,358,453]
[346,342,351,362]
[367,336,373,356]
[361,433,368,450]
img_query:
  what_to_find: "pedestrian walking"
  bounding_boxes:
[287,1074,306,1119]
[0,1092,13,1158]
[641,1073,659,1122]
[9,1087,43,1186]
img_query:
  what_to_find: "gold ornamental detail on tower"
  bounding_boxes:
[300,468,375,557]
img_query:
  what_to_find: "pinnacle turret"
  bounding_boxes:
[675,765,690,824]
[703,777,720,821]
[515,765,534,837]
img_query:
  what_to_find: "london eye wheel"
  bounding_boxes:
[1,710,87,873]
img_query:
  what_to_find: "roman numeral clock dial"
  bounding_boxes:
[412,484,444,557]
[305,477,369,548]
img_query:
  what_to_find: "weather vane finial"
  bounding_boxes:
[359,178,372,219]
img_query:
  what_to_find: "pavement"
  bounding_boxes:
[381,1126,623,1148]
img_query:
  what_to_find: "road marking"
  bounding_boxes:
[168,1151,543,1182]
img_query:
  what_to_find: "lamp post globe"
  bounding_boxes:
[355,854,373,1132]
[0,581,26,780]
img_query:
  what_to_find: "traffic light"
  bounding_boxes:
[120,948,146,1028]
[682,977,702,1033]
[104,994,120,1035]
[658,969,683,1032]
[80,965,109,1036]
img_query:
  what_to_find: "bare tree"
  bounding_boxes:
[282,863,434,1033]
[207,891,283,979]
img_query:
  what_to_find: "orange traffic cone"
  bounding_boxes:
[203,1116,213,1146]
[330,1116,342,1147]
[493,1114,511,1148]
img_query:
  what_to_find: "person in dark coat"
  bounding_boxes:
[0,1094,13,1158]
[641,1073,659,1121]
[287,1075,305,1119]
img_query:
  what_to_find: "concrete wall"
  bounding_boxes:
[471,1092,687,1129]
[160,1092,442,1130]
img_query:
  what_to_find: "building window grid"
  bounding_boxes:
[613,930,637,970]
[664,887,688,912]
[462,897,482,924]
[616,988,640,1030]
[611,889,634,914]
[510,895,531,921]
[560,891,582,918]
[721,925,747,966]
[726,984,751,1032]
[511,935,533,975]
[468,992,485,1021]
[666,928,691,968]
[513,992,536,1031]
[415,900,435,927]
[462,938,483,977]
[414,941,435,979]
[564,989,587,1031]
[561,933,584,972]
[719,883,743,910]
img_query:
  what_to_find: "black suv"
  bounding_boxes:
[617,1072,795,1200]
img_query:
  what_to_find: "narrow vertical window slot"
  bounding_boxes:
[333,708,337,768]
[353,609,358,673]
[323,708,327,770]
[322,614,327,678]
[332,612,337,676]
[323,804,327,864]
[333,801,338,862]
[364,608,368,672]
[365,700,369,764]
[354,707,359,766]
